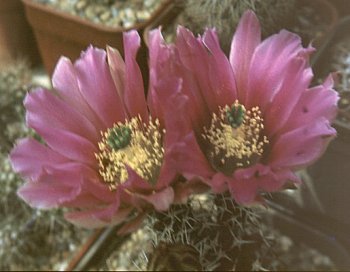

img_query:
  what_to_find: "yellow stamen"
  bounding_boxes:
[202,100,268,174]
[95,116,164,191]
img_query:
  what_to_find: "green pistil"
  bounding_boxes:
[226,103,245,128]
[107,126,132,150]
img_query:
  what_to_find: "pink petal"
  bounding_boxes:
[122,166,174,210]
[122,166,153,191]
[256,168,300,193]
[147,86,164,126]
[246,30,303,110]
[202,29,237,106]
[32,126,98,166]
[68,163,116,203]
[264,57,313,137]
[123,31,148,121]
[149,74,214,190]
[149,74,184,131]
[17,167,83,209]
[134,187,174,211]
[26,161,116,205]
[119,188,144,210]
[178,70,210,130]
[211,172,229,193]
[147,28,176,123]
[65,205,133,229]
[269,118,336,169]
[10,138,68,180]
[81,178,116,203]
[25,88,99,143]
[18,181,81,209]
[147,28,167,72]
[148,28,177,82]
[229,178,258,204]
[173,179,209,204]
[175,26,217,114]
[153,83,213,188]
[282,75,339,132]
[62,192,106,208]
[229,10,261,103]
[148,28,208,129]
[155,152,178,190]
[229,164,266,204]
[12,153,102,210]
[63,186,130,228]
[160,79,189,145]
[229,164,301,204]
[106,46,125,99]
[166,132,214,181]
[74,46,126,128]
[52,57,105,131]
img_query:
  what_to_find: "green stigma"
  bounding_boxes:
[107,126,132,150]
[226,103,246,128]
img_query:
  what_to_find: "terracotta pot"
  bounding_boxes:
[0,0,40,65]
[22,0,172,76]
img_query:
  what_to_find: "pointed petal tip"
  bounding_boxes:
[106,45,117,54]
[78,45,106,62]
[176,24,185,32]
[176,25,194,38]
[16,182,58,210]
[148,27,165,43]
[241,9,260,25]
[53,55,72,74]
[123,29,141,45]
[17,185,37,207]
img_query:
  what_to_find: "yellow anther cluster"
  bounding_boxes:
[95,116,164,191]
[202,101,269,168]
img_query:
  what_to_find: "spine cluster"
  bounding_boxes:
[145,193,269,271]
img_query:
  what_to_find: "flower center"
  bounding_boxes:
[95,117,164,191]
[202,100,269,175]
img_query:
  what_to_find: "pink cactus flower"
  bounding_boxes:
[10,31,192,230]
[148,10,339,204]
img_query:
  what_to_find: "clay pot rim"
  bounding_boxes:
[22,0,172,33]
